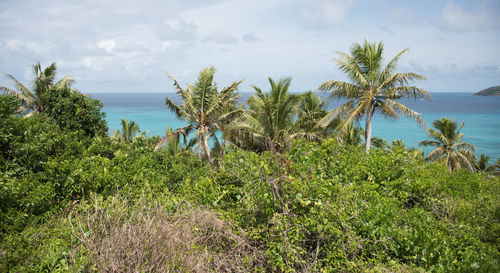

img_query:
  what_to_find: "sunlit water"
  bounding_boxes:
[90,92,500,159]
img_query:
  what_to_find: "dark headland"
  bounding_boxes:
[474,85,500,96]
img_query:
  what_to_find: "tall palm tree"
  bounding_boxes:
[318,40,431,153]
[419,118,476,172]
[112,119,144,143]
[162,66,243,162]
[228,77,302,152]
[0,61,74,116]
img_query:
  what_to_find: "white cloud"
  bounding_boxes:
[3,39,53,54]
[97,39,116,54]
[441,1,500,31]
[295,0,355,29]
[155,19,198,41]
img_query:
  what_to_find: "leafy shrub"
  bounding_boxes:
[41,87,108,138]
[211,139,500,272]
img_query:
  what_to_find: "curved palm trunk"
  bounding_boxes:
[203,134,211,163]
[365,103,375,153]
[198,126,212,163]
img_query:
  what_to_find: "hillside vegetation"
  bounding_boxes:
[0,93,499,272]
[1,43,499,272]
[474,86,500,96]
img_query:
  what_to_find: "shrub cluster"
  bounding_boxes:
[0,93,499,272]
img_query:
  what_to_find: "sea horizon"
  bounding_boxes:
[90,92,500,160]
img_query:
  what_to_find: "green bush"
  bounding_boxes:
[41,87,108,138]
[210,139,499,272]
[1,93,498,273]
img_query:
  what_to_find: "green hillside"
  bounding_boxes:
[474,86,500,96]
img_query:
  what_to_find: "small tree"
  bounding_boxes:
[42,86,108,138]
[113,119,144,143]
[419,118,476,172]
[0,61,74,116]
[162,66,243,162]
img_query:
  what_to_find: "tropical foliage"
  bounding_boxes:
[112,119,144,143]
[227,77,302,152]
[0,62,74,116]
[319,40,431,153]
[473,154,500,174]
[163,66,243,162]
[1,45,499,273]
[419,118,476,172]
[154,126,198,155]
[41,86,107,138]
[294,91,337,142]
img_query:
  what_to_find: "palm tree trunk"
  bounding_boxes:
[203,134,211,163]
[199,126,212,163]
[365,103,375,154]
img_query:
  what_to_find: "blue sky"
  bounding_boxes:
[1,0,499,93]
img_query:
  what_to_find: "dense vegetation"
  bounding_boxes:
[474,86,500,96]
[1,41,499,272]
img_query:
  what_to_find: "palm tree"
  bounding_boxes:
[162,66,243,162]
[112,119,144,143]
[0,61,74,116]
[228,77,302,152]
[474,154,500,174]
[335,121,364,146]
[318,40,431,153]
[294,91,336,142]
[419,118,476,172]
[154,126,197,155]
[334,121,387,149]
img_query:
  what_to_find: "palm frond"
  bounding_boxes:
[385,99,426,127]
[54,76,75,89]
[425,146,446,162]
[165,96,188,120]
[419,140,441,147]
[335,52,368,86]
[318,80,361,100]
[457,151,475,171]
[379,48,409,82]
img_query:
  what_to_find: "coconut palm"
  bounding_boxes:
[419,118,476,172]
[334,121,387,149]
[390,139,424,160]
[154,126,197,155]
[112,119,144,143]
[318,40,431,153]
[228,77,302,152]
[162,66,243,162]
[0,61,74,116]
[294,91,337,142]
[474,154,500,174]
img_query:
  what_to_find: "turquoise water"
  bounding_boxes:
[90,92,500,159]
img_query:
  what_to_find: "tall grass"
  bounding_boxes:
[70,195,267,272]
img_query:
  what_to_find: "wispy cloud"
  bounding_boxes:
[440,1,500,31]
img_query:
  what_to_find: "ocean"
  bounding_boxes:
[90,92,500,160]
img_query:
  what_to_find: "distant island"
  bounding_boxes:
[474,86,500,96]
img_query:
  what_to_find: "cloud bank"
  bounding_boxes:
[0,0,499,92]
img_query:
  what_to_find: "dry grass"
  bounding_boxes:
[70,196,267,272]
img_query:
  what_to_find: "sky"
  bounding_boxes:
[0,0,499,93]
